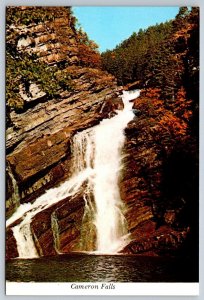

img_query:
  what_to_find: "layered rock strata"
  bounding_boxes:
[6,7,123,258]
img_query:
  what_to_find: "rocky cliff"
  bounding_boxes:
[6,6,122,258]
[120,89,198,256]
[6,7,198,260]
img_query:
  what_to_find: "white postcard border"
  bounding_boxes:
[2,0,203,299]
[6,282,199,296]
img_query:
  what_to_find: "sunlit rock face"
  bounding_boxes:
[6,7,122,219]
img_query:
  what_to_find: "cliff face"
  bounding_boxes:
[6,7,122,258]
[6,66,121,212]
[120,89,198,256]
[6,7,198,259]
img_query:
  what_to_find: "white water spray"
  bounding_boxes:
[93,91,138,252]
[6,90,140,257]
[6,170,92,258]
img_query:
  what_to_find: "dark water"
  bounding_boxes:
[6,253,198,282]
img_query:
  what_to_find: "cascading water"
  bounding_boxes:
[92,91,138,253]
[6,89,140,257]
[6,170,92,258]
[6,164,20,214]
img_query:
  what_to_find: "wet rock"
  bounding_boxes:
[30,192,85,256]
[6,228,18,260]
[6,165,20,218]
[6,191,85,259]
[120,221,190,256]
[98,96,124,116]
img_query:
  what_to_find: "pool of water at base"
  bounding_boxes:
[6,253,198,282]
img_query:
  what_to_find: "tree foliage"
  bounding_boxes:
[76,28,101,68]
[101,21,173,87]
[6,6,70,26]
[102,8,199,105]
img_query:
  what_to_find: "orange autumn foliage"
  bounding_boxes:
[144,88,162,99]
[77,29,102,69]
[78,44,101,68]
[156,111,187,136]
[172,86,192,121]
[134,92,190,150]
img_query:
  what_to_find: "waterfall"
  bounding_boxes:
[6,89,140,257]
[6,164,20,214]
[91,91,138,253]
[6,170,91,258]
